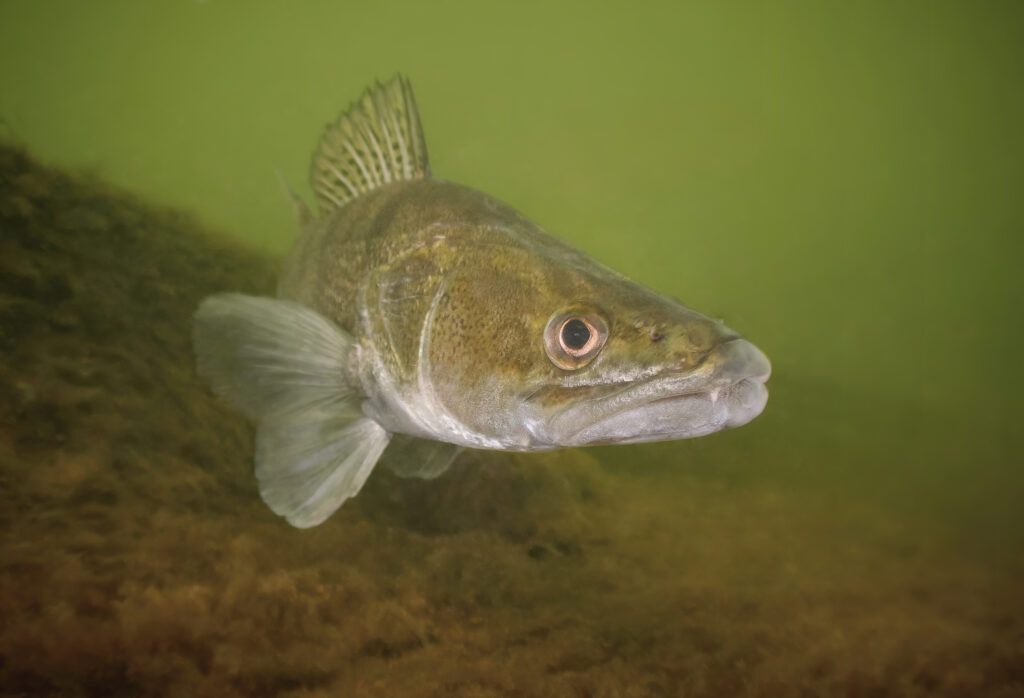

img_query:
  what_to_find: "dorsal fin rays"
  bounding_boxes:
[311,74,429,215]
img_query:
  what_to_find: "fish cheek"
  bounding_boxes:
[427,267,543,434]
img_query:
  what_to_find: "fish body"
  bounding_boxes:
[194,77,770,527]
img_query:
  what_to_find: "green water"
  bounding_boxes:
[2,1,1022,693]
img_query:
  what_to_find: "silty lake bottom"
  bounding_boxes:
[1,146,1021,697]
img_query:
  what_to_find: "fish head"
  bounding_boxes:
[522,300,771,448]
[413,236,771,449]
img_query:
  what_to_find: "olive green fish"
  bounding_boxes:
[193,76,770,528]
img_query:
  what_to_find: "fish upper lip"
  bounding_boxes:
[623,338,771,402]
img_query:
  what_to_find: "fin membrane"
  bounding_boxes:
[311,74,429,214]
[255,406,388,528]
[193,293,390,527]
[380,435,462,480]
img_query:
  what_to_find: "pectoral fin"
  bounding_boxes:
[380,435,462,480]
[255,406,388,527]
[193,293,390,527]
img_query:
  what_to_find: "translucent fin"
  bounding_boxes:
[193,293,390,527]
[256,406,388,527]
[380,435,462,480]
[310,74,429,214]
[274,167,312,227]
[192,293,354,421]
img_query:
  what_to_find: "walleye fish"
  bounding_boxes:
[193,76,771,528]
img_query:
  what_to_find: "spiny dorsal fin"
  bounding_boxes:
[310,75,429,214]
[274,167,313,227]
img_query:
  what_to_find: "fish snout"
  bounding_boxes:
[702,336,772,388]
[661,313,759,379]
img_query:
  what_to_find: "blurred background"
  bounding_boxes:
[1,0,1021,570]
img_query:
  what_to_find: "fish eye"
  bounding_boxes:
[544,307,608,370]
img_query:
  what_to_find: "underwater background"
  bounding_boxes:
[1,1,1022,696]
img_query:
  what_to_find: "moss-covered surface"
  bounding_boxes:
[1,146,1021,697]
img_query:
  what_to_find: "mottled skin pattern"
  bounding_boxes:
[279,178,740,451]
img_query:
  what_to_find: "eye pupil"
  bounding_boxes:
[561,319,591,350]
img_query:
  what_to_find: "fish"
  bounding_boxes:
[193,76,771,528]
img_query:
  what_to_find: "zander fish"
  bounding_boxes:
[193,76,771,528]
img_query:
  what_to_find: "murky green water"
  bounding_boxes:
[1,1,1022,695]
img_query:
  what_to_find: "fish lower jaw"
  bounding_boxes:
[557,377,769,447]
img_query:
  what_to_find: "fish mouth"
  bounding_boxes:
[543,338,771,447]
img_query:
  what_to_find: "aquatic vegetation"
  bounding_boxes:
[0,146,1021,697]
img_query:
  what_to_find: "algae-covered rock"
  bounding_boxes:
[1,145,1021,698]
